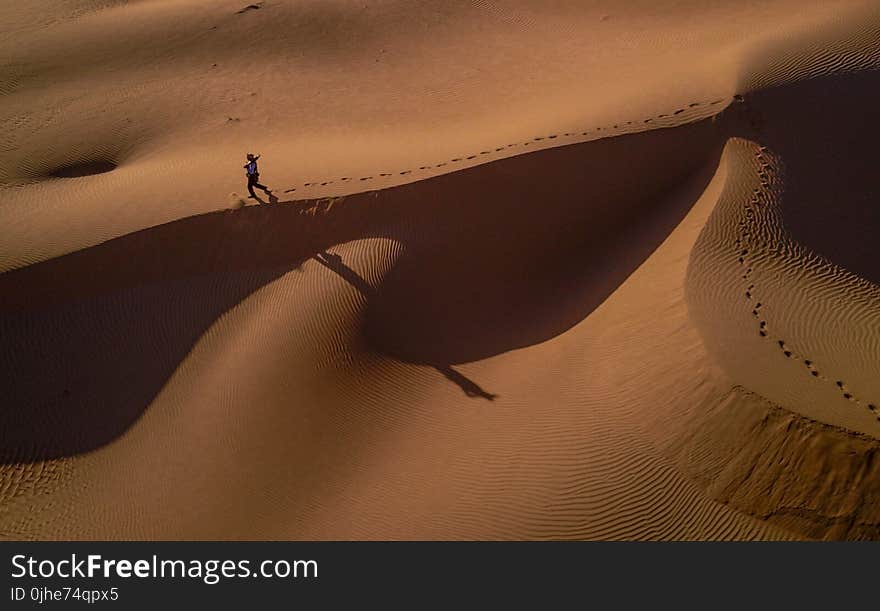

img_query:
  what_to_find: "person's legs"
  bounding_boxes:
[253,173,269,191]
[247,175,257,197]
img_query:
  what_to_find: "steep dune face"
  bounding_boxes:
[3,0,880,540]
[359,120,722,366]
[687,70,880,436]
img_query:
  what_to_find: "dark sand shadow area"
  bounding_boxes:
[0,117,722,462]
[743,69,880,283]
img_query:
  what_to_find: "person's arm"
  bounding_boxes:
[254,154,260,161]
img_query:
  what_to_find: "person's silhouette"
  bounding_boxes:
[243,153,271,199]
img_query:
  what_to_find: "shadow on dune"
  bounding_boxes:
[742,69,880,283]
[314,250,499,401]
[0,201,324,464]
[0,116,723,462]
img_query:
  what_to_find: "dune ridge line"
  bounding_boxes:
[278,97,730,194]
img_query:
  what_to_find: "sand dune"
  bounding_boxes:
[3,0,880,540]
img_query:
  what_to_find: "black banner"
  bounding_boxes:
[0,542,872,608]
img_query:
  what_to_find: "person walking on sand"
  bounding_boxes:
[244,153,271,199]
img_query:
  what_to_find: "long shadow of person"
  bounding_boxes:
[434,364,499,400]
[313,250,498,401]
